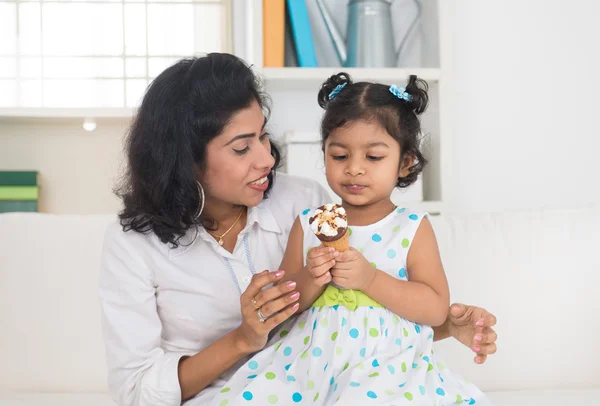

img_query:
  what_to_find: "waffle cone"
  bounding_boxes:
[321,231,349,252]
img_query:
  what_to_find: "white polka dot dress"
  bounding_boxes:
[212,207,490,406]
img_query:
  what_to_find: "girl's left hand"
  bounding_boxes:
[330,248,377,291]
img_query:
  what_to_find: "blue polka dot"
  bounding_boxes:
[412,363,419,369]
[312,347,323,357]
[419,385,426,395]
[330,377,334,385]
[372,234,382,242]
[283,347,292,356]
[379,317,385,325]
[248,361,258,370]
[407,345,413,349]
[398,268,407,278]
[247,374,257,379]
[313,320,317,330]
[409,214,419,220]
[422,355,429,362]
[349,328,359,338]
[415,325,421,333]
[334,383,338,392]
[438,373,444,383]
[360,347,366,357]
[285,364,291,371]
[324,363,328,371]
[399,382,406,388]
[396,207,406,213]
[287,375,296,382]
[372,359,380,367]
[333,305,339,310]
[469,399,476,405]
[243,391,253,400]
[385,328,388,337]
[311,307,315,313]
[387,249,397,258]
[341,317,347,326]
[387,365,395,374]
[302,208,310,215]
[395,338,402,346]
[367,391,377,399]
[349,382,360,387]
[292,392,303,402]
[436,388,446,396]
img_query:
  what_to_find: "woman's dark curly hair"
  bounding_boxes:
[115,53,281,247]
[317,72,428,188]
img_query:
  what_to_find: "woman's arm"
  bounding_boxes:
[361,218,450,326]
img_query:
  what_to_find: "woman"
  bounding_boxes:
[99,53,497,406]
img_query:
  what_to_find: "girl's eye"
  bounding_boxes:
[332,155,347,161]
[233,146,249,155]
[367,155,383,161]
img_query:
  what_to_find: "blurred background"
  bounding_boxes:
[1,0,599,216]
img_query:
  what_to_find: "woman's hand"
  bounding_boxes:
[234,270,300,354]
[446,303,498,364]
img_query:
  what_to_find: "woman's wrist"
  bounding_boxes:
[231,327,260,356]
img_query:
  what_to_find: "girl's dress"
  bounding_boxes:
[212,207,490,405]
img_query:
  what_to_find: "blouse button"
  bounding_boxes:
[242,276,251,283]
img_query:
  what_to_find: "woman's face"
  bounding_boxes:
[201,99,275,209]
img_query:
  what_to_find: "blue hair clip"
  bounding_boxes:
[389,84,412,102]
[328,82,347,100]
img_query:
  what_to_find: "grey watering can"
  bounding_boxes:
[315,0,421,68]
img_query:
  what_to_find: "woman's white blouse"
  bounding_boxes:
[99,173,331,405]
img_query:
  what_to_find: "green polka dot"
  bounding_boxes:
[427,363,433,372]
[335,346,343,356]
[298,321,306,329]
[392,225,401,232]
[274,342,282,351]
[358,247,364,253]
[303,336,310,345]
[343,362,349,371]
[348,227,352,236]
[385,389,395,396]
[313,393,319,402]
[266,372,276,379]
[369,372,379,377]
[392,315,400,324]
[455,395,463,404]
[437,362,445,371]
[219,400,228,406]
[331,331,338,341]
[370,262,377,268]
[279,330,289,338]
[320,318,329,327]
[220,387,230,393]
[404,392,414,401]
[268,394,278,404]
[369,328,379,337]
[403,327,409,337]
[301,350,309,359]
[307,380,315,390]
[401,362,407,372]
[357,362,365,370]
[364,317,369,327]
[402,238,410,248]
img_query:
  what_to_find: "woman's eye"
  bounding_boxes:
[259,132,269,141]
[233,146,249,155]
[332,155,347,161]
[367,155,383,161]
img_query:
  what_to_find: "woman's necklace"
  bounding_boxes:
[207,206,246,246]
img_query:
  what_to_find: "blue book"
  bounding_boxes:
[286,0,318,67]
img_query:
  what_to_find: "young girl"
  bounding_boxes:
[212,73,490,405]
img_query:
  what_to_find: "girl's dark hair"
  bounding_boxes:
[317,72,428,188]
[115,53,281,247]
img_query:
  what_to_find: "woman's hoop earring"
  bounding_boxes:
[194,181,205,221]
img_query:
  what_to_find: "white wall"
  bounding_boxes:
[0,120,127,214]
[439,0,600,214]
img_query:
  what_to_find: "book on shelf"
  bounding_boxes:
[0,171,39,213]
[0,200,38,213]
[263,0,285,67]
[285,0,318,67]
[0,171,38,186]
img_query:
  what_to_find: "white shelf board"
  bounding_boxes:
[0,108,135,119]
[260,67,441,91]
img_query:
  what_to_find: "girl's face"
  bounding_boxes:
[324,120,411,208]
[201,99,275,209]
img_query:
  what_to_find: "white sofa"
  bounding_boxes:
[1,208,599,405]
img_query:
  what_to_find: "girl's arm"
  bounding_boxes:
[279,216,333,312]
[362,218,450,326]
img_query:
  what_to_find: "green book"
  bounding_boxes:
[0,200,38,213]
[0,171,38,186]
[0,186,38,200]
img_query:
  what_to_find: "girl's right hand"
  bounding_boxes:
[306,246,338,286]
[235,270,300,354]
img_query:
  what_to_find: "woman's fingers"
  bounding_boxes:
[252,279,297,309]
[242,270,285,303]
[266,302,300,329]
[260,290,301,318]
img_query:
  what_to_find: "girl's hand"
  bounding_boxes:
[446,303,498,364]
[235,270,300,354]
[306,246,338,286]
[330,248,377,291]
